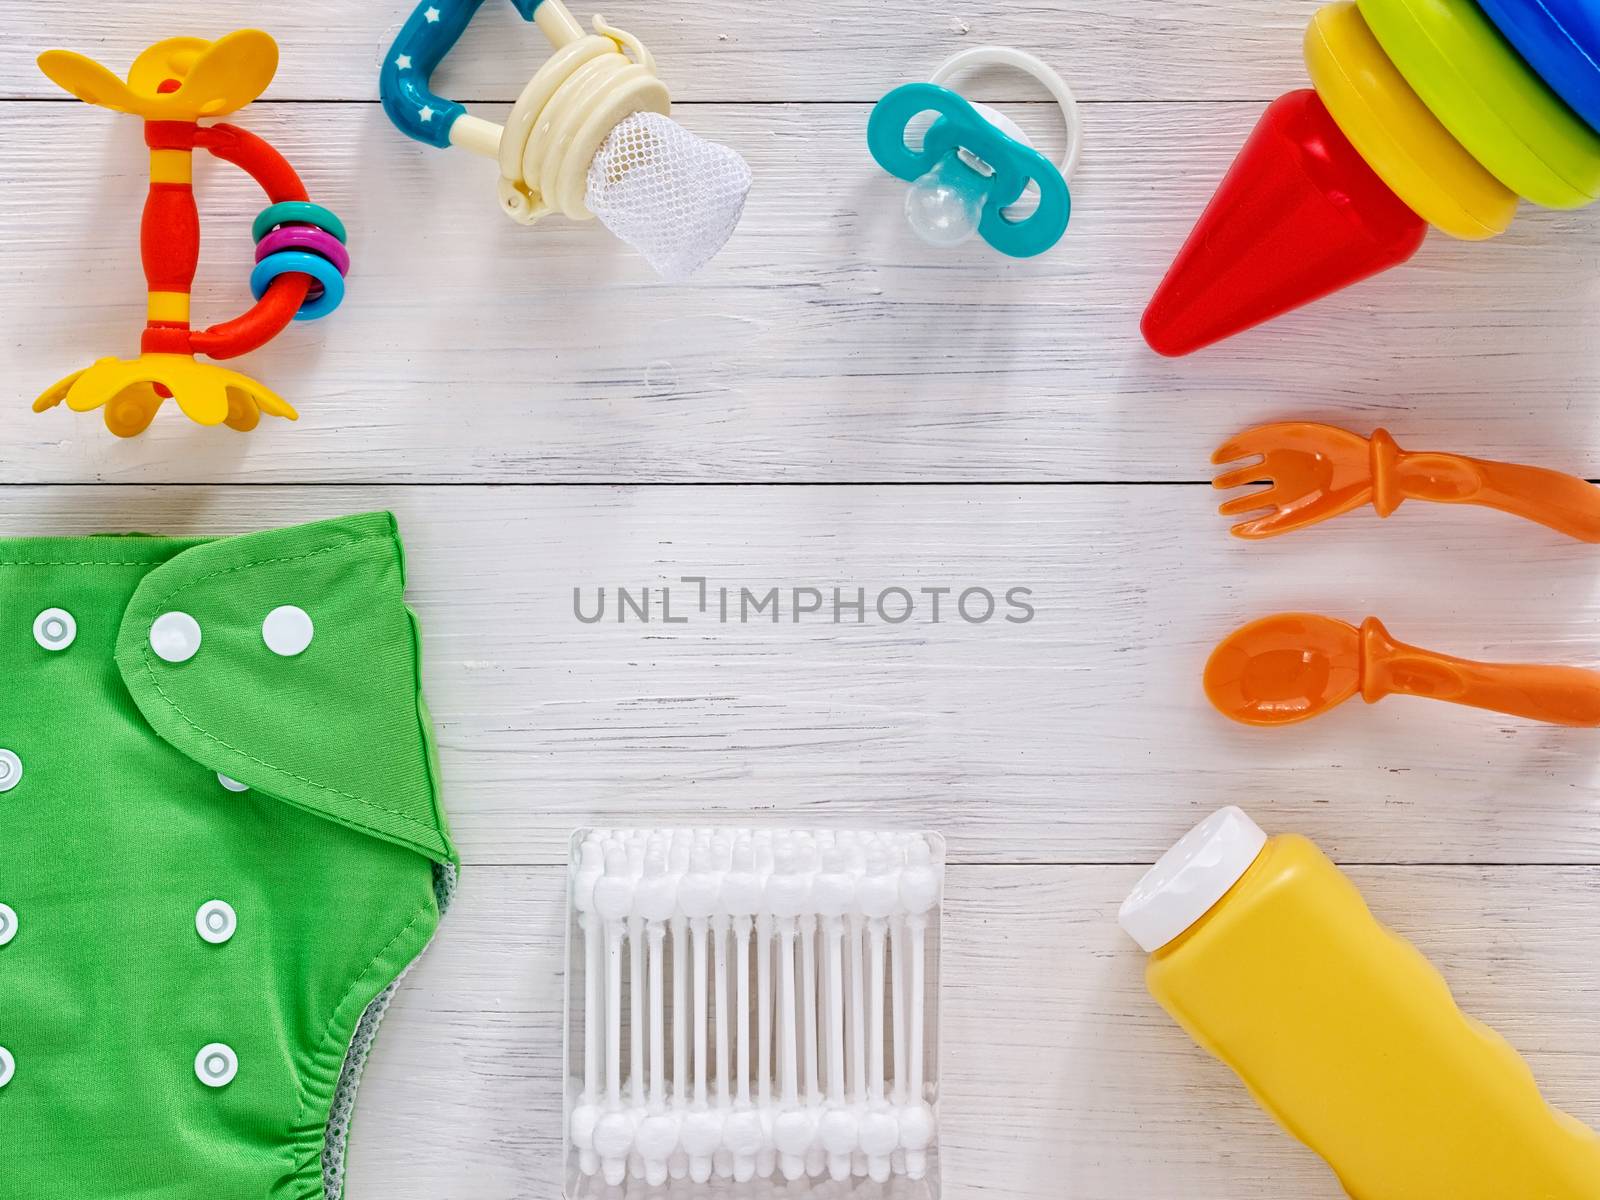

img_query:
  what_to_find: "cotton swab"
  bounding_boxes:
[710,834,736,1180]
[634,844,679,1186]
[888,844,912,1182]
[900,835,941,1180]
[628,917,645,1110]
[859,840,902,1183]
[795,836,827,1180]
[667,831,691,1182]
[768,839,814,1181]
[754,832,778,1180]
[844,838,869,1117]
[592,841,636,1186]
[721,835,764,1182]
[570,838,605,1177]
[680,843,722,1183]
[838,830,872,1181]
[624,837,648,1184]
[800,912,820,1115]
[814,847,858,1181]
[890,904,909,1109]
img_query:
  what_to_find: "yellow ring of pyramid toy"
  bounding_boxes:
[1307,3,1517,240]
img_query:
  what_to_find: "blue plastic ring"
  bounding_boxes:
[1476,0,1600,135]
[250,251,346,321]
[252,201,349,246]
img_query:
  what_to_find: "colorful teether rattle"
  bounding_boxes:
[1143,0,1600,355]
[1212,422,1600,541]
[1206,613,1600,727]
[868,47,1082,257]
[33,31,351,437]
[380,0,751,279]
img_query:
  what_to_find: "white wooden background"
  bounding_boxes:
[3,2,1600,1197]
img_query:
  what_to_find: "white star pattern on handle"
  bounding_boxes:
[419,106,435,122]
[425,6,441,20]
[395,54,412,70]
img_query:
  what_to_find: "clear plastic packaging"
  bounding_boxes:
[564,828,944,1198]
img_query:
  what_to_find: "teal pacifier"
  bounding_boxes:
[868,47,1082,258]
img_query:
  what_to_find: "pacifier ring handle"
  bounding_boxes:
[929,46,1082,181]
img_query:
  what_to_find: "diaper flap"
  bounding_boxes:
[114,512,456,864]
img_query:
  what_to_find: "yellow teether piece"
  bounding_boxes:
[36,51,143,113]
[124,37,216,101]
[1306,2,1517,240]
[171,30,279,117]
[34,355,296,440]
[39,30,277,121]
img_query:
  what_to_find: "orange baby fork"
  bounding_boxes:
[1206,613,1600,727]
[1212,423,1600,541]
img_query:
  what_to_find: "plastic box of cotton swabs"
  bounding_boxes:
[564,828,944,1198]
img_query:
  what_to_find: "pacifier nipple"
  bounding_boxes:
[904,101,1040,247]
[905,156,986,248]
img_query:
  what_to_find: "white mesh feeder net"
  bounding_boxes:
[585,111,753,280]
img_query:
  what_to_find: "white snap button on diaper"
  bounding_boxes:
[150,612,202,663]
[262,605,314,657]
[0,1046,13,1088]
[0,749,21,794]
[0,903,16,947]
[195,1044,237,1088]
[196,901,237,945]
[33,608,76,651]
[217,773,249,793]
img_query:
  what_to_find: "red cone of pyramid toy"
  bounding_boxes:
[1142,89,1427,357]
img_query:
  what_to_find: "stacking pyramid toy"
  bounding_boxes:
[1144,0,1600,356]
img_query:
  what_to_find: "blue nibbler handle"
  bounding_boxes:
[381,0,543,148]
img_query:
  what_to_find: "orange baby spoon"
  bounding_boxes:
[1212,424,1600,541]
[1206,613,1600,727]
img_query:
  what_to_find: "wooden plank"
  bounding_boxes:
[4,0,1317,104]
[343,862,1600,1198]
[4,103,1599,484]
[7,484,1600,866]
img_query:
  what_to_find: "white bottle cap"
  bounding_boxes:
[1119,806,1268,953]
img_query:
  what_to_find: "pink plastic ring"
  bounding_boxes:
[254,226,351,276]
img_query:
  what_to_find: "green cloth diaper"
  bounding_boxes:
[0,512,457,1199]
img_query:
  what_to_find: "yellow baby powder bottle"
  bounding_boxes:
[1118,806,1600,1199]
